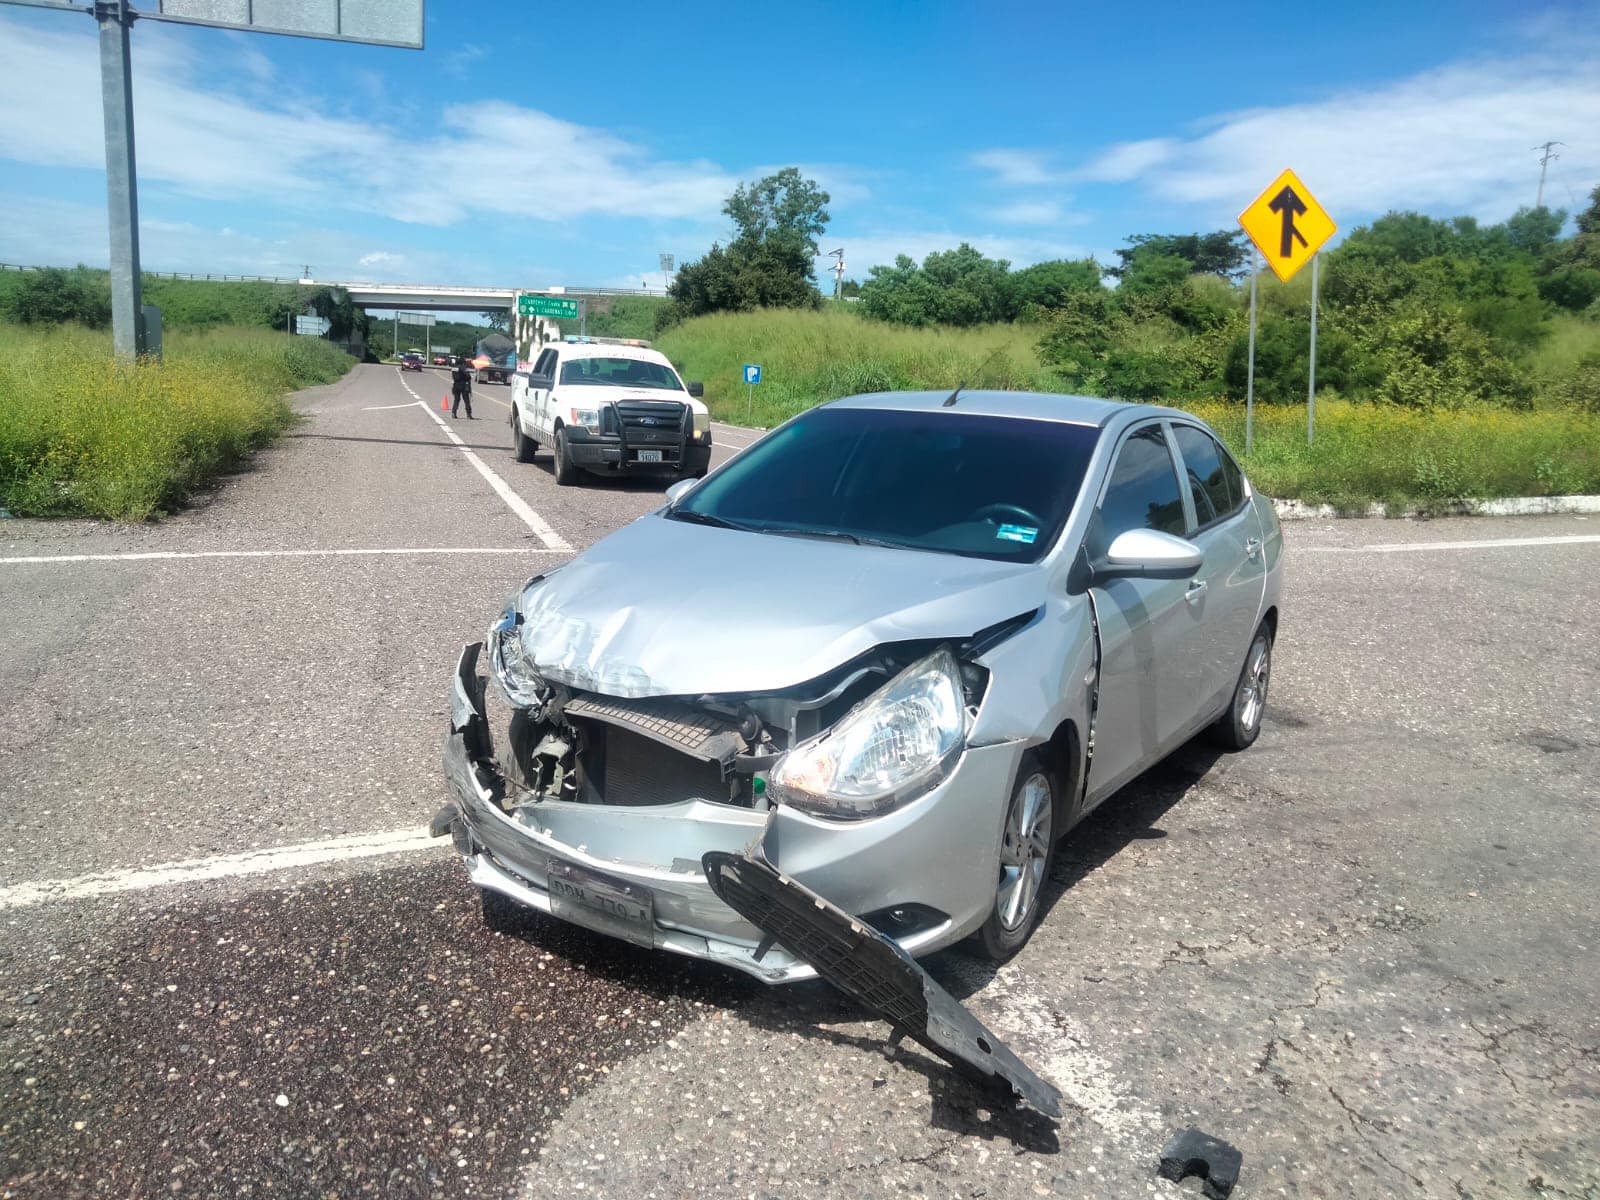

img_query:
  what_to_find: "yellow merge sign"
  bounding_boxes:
[1238,168,1336,283]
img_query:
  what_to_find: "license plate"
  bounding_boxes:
[637,449,663,463]
[547,860,654,947]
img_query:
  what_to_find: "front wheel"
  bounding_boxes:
[553,427,580,486]
[1210,623,1273,750]
[513,410,537,462]
[974,754,1057,963]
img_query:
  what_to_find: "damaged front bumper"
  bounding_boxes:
[438,643,1011,983]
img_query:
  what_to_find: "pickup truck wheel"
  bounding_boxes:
[512,410,537,462]
[553,427,580,486]
[974,753,1057,963]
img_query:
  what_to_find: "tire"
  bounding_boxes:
[512,409,537,462]
[1210,622,1273,750]
[553,427,580,486]
[974,753,1058,962]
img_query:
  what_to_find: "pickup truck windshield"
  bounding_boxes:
[560,357,683,390]
[670,407,1100,562]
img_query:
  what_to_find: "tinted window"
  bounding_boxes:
[1098,426,1186,540]
[1219,447,1244,511]
[560,356,682,390]
[1172,425,1237,526]
[671,407,1100,563]
[533,349,555,376]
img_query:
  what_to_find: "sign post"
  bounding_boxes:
[743,363,762,418]
[1238,168,1337,449]
[1245,252,1259,455]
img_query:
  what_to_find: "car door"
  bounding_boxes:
[1169,423,1267,723]
[529,349,557,437]
[1083,423,1202,803]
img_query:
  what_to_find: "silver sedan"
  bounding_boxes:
[437,390,1283,983]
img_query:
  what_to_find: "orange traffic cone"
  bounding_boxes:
[441,395,450,411]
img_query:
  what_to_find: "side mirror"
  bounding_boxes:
[687,381,705,398]
[1097,528,1202,579]
[664,478,698,505]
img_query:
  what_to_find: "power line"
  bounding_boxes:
[1534,141,1564,209]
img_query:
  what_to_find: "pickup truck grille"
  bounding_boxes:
[613,400,687,447]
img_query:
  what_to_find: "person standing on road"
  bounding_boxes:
[451,356,474,420]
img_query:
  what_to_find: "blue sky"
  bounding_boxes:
[1,0,1597,292]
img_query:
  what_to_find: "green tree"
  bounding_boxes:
[1011,258,1102,315]
[1110,230,1248,279]
[723,167,831,260]
[1,266,111,327]
[858,244,1017,326]
[659,169,829,328]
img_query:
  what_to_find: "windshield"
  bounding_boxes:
[670,406,1100,562]
[559,356,683,390]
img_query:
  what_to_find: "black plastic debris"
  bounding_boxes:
[701,849,1063,1118]
[1158,1127,1243,1199]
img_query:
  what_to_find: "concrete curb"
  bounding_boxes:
[1273,494,1600,521]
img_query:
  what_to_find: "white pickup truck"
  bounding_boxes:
[508,338,713,486]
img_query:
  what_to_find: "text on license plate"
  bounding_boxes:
[637,449,663,463]
[547,859,654,946]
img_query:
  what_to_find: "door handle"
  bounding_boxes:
[1185,580,1208,603]
[1245,537,1263,560]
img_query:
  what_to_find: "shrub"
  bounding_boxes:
[1,266,112,327]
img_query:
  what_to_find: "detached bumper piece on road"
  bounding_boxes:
[703,850,1062,1118]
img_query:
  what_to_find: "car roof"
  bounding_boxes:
[826,389,1187,427]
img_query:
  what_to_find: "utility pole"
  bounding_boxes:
[825,248,845,301]
[1534,141,1564,209]
[96,0,144,358]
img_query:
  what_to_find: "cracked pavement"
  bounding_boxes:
[3,365,1599,1198]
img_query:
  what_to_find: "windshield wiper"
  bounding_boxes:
[751,525,908,550]
[667,509,755,532]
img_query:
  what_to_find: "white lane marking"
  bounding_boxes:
[0,547,562,566]
[393,371,571,551]
[362,402,422,411]
[0,828,444,910]
[1302,534,1600,554]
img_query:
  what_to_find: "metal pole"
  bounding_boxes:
[393,312,397,358]
[96,0,144,358]
[425,323,430,362]
[747,381,753,419]
[1245,251,1259,456]
[579,299,587,337]
[1307,254,1319,445]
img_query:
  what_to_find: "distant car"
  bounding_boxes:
[400,353,424,371]
[433,354,449,366]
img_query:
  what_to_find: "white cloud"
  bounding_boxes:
[358,251,403,268]
[1072,53,1600,222]
[970,148,1063,187]
[0,13,737,228]
[989,200,1067,225]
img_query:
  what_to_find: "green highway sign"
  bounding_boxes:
[518,295,580,319]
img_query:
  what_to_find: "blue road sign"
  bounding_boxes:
[743,364,762,385]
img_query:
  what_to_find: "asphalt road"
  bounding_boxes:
[2,364,1597,1199]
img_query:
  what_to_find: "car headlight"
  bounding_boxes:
[567,406,601,434]
[488,600,547,708]
[693,410,710,440]
[768,648,969,820]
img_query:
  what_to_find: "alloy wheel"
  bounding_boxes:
[996,772,1053,932]
[1238,636,1271,732]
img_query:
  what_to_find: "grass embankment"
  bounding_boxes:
[0,325,353,520]
[658,308,1600,507]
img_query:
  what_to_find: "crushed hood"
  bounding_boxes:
[517,513,1044,697]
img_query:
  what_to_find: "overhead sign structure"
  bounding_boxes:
[1237,168,1336,284]
[154,0,423,48]
[397,311,436,326]
[0,0,423,359]
[743,364,762,385]
[519,295,580,319]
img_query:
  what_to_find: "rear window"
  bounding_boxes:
[560,356,682,390]
[670,406,1100,562]
[1172,425,1239,527]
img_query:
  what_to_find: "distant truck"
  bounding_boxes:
[474,334,516,384]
